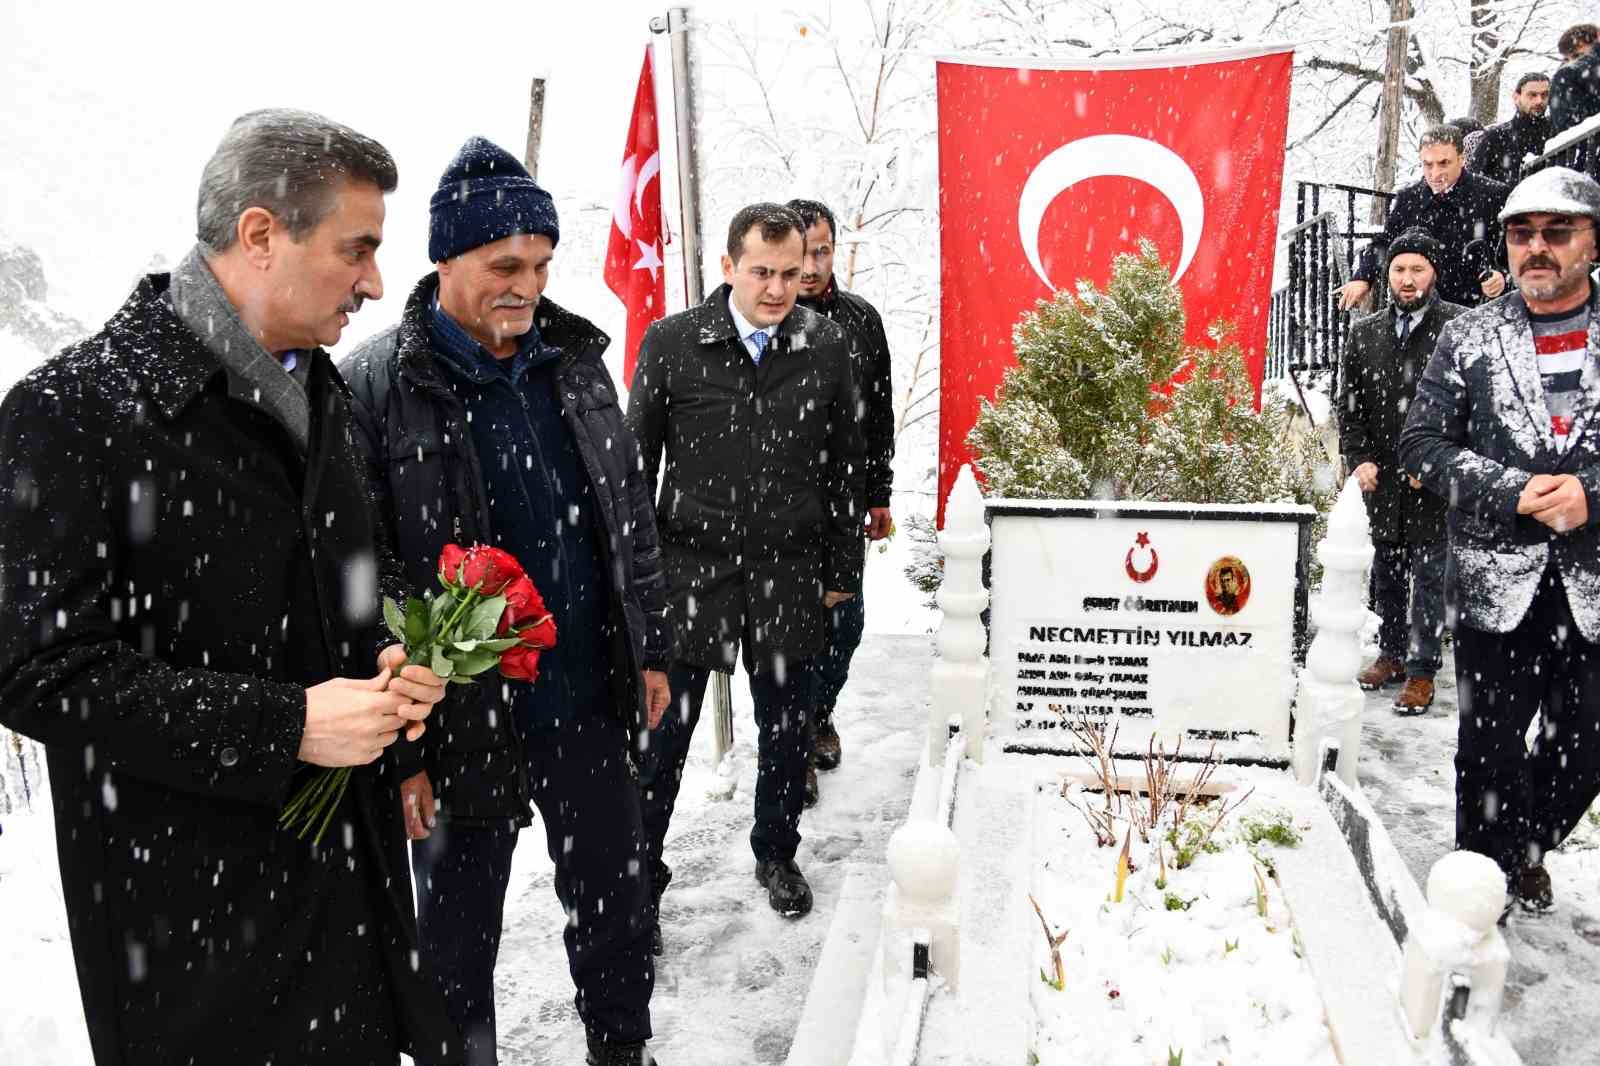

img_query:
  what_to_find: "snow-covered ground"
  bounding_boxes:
[0,544,935,1064]
[1357,649,1600,1066]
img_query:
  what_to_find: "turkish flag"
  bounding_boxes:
[606,47,666,388]
[935,47,1294,523]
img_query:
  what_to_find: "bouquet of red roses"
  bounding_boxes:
[280,544,557,843]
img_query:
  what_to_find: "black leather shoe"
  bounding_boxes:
[586,1033,658,1065]
[804,758,819,808]
[755,858,813,917]
[814,717,842,770]
[1512,863,1554,913]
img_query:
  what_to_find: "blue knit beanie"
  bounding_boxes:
[428,137,559,263]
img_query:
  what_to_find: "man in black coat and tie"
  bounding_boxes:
[0,109,455,1065]
[626,203,865,929]
[1339,229,1466,713]
[1340,126,1511,311]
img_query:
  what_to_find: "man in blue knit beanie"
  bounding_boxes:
[343,136,672,1066]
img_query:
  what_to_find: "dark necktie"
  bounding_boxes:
[1397,312,1411,348]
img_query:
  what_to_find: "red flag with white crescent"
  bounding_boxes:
[935,47,1294,523]
[605,47,665,388]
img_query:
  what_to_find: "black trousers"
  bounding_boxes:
[813,588,866,723]
[411,721,654,1065]
[1373,540,1446,678]
[1454,564,1600,877]
[640,655,813,886]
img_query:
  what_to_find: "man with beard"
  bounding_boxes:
[1340,126,1510,311]
[0,109,455,1065]
[786,198,895,807]
[342,137,670,1066]
[1339,229,1465,712]
[1469,73,1552,187]
[1400,167,1600,913]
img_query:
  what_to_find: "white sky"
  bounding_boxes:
[1,0,747,360]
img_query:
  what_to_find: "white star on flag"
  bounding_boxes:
[633,238,663,281]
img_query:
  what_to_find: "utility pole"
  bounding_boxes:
[651,7,734,777]
[525,77,547,179]
[1372,0,1412,225]
[652,7,705,303]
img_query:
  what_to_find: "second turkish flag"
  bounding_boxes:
[935,47,1294,521]
[605,47,666,388]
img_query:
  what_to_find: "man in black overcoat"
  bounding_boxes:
[0,110,455,1065]
[1339,229,1465,712]
[1340,125,1510,311]
[626,203,865,926]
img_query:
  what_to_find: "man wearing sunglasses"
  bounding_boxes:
[1401,166,1600,915]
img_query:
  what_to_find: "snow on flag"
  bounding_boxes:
[935,46,1294,523]
[605,46,666,388]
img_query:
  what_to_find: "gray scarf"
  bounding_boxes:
[169,246,310,452]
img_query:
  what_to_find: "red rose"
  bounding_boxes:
[498,575,549,634]
[499,643,542,683]
[437,544,469,589]
[460,545,523,595]
[517,613,558,651]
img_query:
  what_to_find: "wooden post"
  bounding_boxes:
[525,77,547,180]
[1371,0,1411,225]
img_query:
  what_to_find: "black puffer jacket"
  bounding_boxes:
[341,275,669,824]
[625,285,865,672]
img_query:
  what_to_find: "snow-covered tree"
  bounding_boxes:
[969,241,1328,510]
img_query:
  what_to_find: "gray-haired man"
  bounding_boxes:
[0,110,457,1064]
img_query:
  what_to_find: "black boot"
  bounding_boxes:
[755,858,813,917]
[1512,863,1554,913]
[586,1032,658,1065]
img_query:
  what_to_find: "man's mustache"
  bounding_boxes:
[492,296,535,309]
[1520,256,1559,273]
[338,295,365,314]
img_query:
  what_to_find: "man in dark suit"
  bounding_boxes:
[1400,166,1600,912]
[1340,229,1465,713]
[0,109,454,1065]
[1339,126,1510,311]
[626,203,865,927]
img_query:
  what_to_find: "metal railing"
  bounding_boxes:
[1266,181,1395,383]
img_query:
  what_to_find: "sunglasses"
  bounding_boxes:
[1505,222,1594,248]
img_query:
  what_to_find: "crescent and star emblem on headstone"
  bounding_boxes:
[1124,530,1158,583]
[1017,134,1206,292]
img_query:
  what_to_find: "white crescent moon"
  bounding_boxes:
[612,153,638,239]
[634,151,661,219]
[1017,134,1205,291]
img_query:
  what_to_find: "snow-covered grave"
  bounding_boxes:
[789,468,1524,1066]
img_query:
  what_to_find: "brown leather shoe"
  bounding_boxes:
[1357,657,1405,690]
[1392,676,1435,713]
[813,717,842,771]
